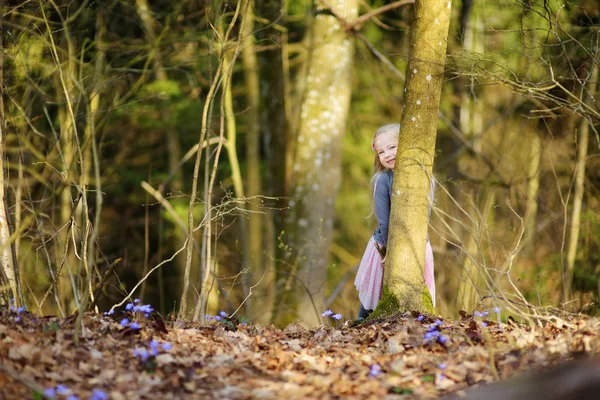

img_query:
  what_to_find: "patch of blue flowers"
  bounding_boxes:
[321,309,343,320]
[133,339,173,361]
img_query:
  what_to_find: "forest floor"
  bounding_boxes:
[1,304,599,400]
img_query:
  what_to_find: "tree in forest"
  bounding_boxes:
[278,0,358,326]
[372,0,452,317]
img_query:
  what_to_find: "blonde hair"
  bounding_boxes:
[368,124,400,217]
[371,123,400,175]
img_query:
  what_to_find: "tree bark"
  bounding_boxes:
[372,0,451,318]
[279,0,358,327]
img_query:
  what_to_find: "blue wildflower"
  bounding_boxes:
[56,384,69,395]
[125,303,134,311]
[90,389,108,400]
[369,364,382,377]
[15,316,21,322]
[321,309,333,317]
[433,319,442,326]
[438,335,449,344]
[66,395,79,400]
[133,348,149,361]
[162,343,172,351]
[417,315,425,321]
[134,298,141,303]
[130,322,140,330]
[481,311,490,317]
[205,315,212,320]
[149,340,159,350]
[438,363,447,369]
[133,304,153,314]
[332,313,343,320]
[481,322,488,327]
[473,311,482,317]
[120,318,129,326]
[43,388,56,398]
[219,311,227,317]
[493,307,501,314]
[214,316,221,321]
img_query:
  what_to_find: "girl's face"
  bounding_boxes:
[373,132,398,170]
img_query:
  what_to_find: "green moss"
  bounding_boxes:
[422,285,434,313]
[369,284,434,320]
[369,285,400,319]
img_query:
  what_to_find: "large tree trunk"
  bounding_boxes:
[372,0,451,318]
[279,0,357,327]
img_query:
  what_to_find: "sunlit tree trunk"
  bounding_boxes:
[372,0,451,318]
[280,0,358,327]
[563,60,598,305]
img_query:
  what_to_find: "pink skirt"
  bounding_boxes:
[354,237,435,310]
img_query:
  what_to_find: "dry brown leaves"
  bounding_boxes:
[1,309,599,399]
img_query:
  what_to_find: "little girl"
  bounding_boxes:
[354,124,435,319]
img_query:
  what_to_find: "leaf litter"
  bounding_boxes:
[1,307,599,399]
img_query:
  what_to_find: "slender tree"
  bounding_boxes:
[372,0,452,317]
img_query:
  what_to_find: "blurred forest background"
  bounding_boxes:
[0,0,598,327]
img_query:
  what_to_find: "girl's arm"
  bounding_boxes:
[374,173,392,246]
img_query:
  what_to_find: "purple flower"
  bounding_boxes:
[134,298,141,303]
[332,313,343,320]
[438,363,447,369]
[162,343,173,351]
[417,315,425,321]
[66,395,79,400]
[43,388,56,398]
[219,311,227,317]
[120,318,129,326]
[205,315,212,320]
[149,340,159,350]
[438,335,448,344]
[214,316,221,321]
[56,384,69,395]
[433,319,443,326]
[103,309,115,316]
[133,348,149,361]
[133,304,153,314]
[90,389,108,400]
[481,322,488,327]
[130,322,140,330]
[15,316,21,322]
[321,309,333,317]
[481,311,490,317]
[473,311,482,318]
[125,303,134,311]
[369,364,382,377]
[493,307,501,314]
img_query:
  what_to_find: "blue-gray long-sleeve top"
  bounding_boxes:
[372,170,435,247]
